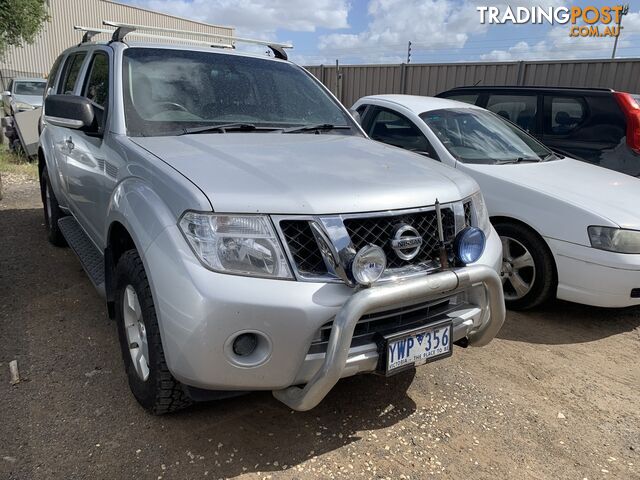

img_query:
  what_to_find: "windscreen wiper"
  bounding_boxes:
[180,123,282,135]
[495,157,541,165]
[282,123,351,133]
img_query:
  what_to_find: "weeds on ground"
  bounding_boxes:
[0,146,38,181]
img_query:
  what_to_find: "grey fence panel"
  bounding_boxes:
[305,58,640,106]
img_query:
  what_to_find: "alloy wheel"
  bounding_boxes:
[123,285,150,381]
[500,236,536,301]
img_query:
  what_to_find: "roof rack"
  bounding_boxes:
[102,20,293,60]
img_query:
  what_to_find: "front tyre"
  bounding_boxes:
[494,222,556,310]
[115,250,192,415]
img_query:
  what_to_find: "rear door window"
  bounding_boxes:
[46,55,64,96]
[57,52,87,94]
[544,96,587,135]
[485,94,538,133]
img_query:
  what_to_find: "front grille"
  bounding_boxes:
[280,220,327,276]
[308,296,460,354]
[464,201,473,227]
[344,209,456,269]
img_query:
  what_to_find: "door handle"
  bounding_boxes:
[65,136,74,151]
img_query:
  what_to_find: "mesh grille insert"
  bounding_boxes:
[343,209,456,269]
[280,220,327,276]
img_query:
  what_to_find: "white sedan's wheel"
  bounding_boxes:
[494,222,556,310]
[123,285,150,381]
[500,236,536,301]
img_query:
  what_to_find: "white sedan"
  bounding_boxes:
[352,95,640,309]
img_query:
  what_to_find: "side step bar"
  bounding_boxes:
[58,216,106,298]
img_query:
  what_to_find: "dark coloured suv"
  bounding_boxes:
[436,86,640,177]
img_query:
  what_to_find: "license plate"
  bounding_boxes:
[383,321,453,375]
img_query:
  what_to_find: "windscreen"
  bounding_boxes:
[420,108,551,164]
[122,48,350,136]
[14,81,46,96]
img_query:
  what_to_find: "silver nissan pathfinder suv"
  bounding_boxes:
[38,22,505,414]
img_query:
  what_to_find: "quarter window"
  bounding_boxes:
[58,52,87,94]
[546,96,586,135]
[486,94,537,132]
[443,94,479,105]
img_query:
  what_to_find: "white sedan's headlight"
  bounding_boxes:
[588,226,640,254]
[179,212,293,279]
[470,191,491,234]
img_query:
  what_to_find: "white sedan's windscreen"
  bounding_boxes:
[420,108,552,164]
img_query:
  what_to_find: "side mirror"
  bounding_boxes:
[349,108,362,125]
[44,94,97,132]
[2,91,11,97]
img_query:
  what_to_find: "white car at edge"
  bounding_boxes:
[352,94,640,309]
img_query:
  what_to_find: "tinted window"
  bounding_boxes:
[58,53,87,94]
[546,96,586,135]
[420,108,551,164]
[122,48,351,136]
[367,107,434,155]
[486,94,537,132]
[83,53,109,107]
[13,81,46,96]
[443,94,479,105]
[46,56,64,94]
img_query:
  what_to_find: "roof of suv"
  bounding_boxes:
[63,41,292,64]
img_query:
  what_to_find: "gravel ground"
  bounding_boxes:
[1,178,639,480]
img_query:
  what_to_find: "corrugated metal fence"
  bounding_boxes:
[305,58,640,107]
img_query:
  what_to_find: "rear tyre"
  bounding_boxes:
[115,249,192,415]
[41,169,67,247]
[494,222,556,310]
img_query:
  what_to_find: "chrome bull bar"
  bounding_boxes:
[273,265,505,411]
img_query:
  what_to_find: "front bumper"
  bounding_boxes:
[143,225,504,409]
[547,237,640,308]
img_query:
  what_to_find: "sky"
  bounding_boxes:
[123,0,640,65]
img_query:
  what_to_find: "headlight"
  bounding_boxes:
[13,101,35,112]
[470,191,491,233]
[179,212,292,279]
[588,226,640,254]
[454,227,486,264]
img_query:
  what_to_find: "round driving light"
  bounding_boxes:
[454,227,486,265]
[352,245,387,286]
[232,333,258,357]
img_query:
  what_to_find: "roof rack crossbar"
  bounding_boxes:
[74,25,113,43]
[102,20,292,59]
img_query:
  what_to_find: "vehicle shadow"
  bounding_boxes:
[156,370,418,478]
[498,299,640,345]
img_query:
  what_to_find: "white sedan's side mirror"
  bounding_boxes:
[2,91,11,97]
[349,108,362,125]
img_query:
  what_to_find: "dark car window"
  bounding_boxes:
[486,94,537,133]
[545,96,587,135]
[46,55,64,95]
[366,107,438,158]
[83,52,109,108]
[58,52,87,94]
[442,93,479,105]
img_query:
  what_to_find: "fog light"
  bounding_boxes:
[454,227,486,264]
[352,245,387,286]
[232,333,258,356]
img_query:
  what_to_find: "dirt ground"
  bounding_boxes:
[1,177,639,480]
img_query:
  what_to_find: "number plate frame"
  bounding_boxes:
[376,320,453,376]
